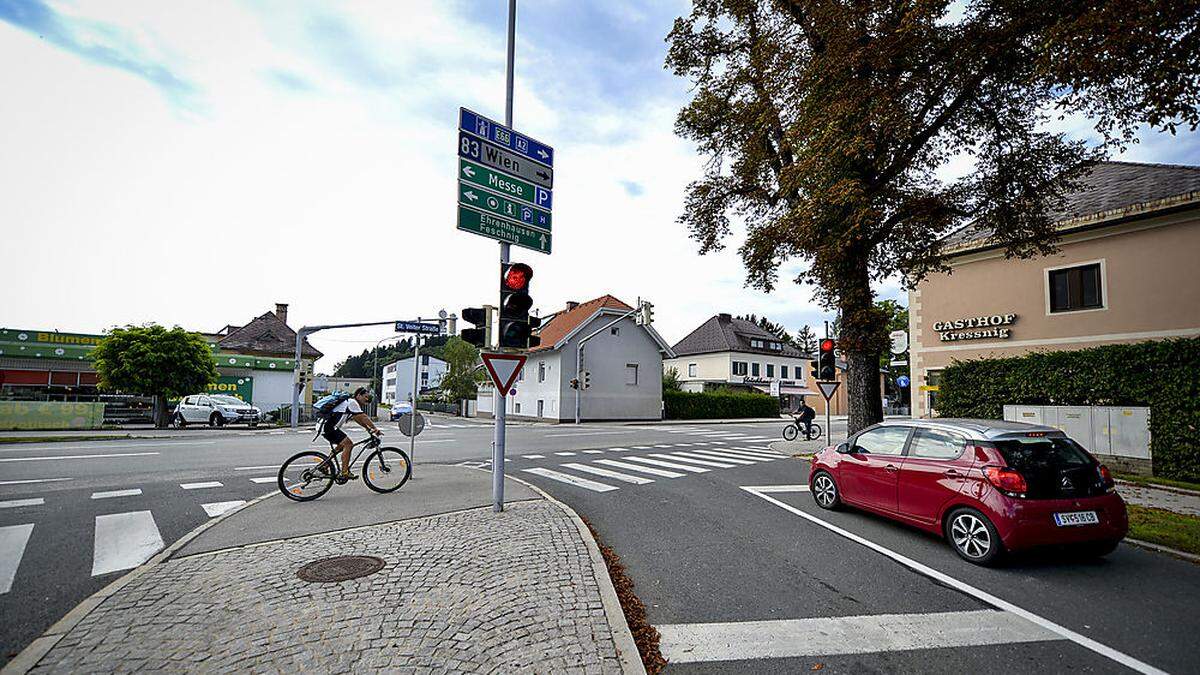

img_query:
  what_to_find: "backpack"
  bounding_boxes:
[313,392,352,420]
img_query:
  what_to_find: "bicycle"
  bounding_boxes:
[782,419,823,442]
[278,433,411,502]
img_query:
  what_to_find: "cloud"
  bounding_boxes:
[0,0,199,109]
[620,180,644,197]
[262,68,315,92]
[304,13,402,89]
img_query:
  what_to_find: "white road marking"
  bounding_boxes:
[235,465,284,471]
[679,451,756,465]
[91,511,164,576]
[250,477,276,484]
[180,481,223,490]
[595,459,684,478]
[722,448,782,460]
[622,456,708,473]
[522,454,546,459]
[545,430,636,437]
[654,454,738,469]
[91,489,142,500]
[0,441,212,454]
[630,446,652,450]
[582,450,606,454]
[0,478,72,486]
[671,443,693,447]
[561,463,654,485]
[743,485,1169,675]
[0,524,34,594]
[0,452,159,463]
[652,444,674,448]
[608,447,633,452]
[690,449,770,463]
[0,498,44,509]
[554,451,577,456]
[657,609,1059,664]
[522,468,618,492]
[202,500,246,517]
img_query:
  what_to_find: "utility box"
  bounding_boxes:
[1003,405,1151,469]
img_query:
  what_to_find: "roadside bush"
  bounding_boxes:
[664,389,779,420]
[938,337,1200,482]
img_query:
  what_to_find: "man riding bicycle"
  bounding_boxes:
[794,399,816,440]
[321,387,383,481]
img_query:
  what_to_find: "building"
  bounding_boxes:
[313,376,373,396]
[477,295,674,422]
[909,161,1200,418]
[381,355,447,406]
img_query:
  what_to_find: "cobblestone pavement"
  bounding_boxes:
[31,501,625,673]
[1118,482,1200,517]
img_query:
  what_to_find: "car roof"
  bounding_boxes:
[868,418,1063,440]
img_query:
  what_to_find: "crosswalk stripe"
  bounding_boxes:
[561,463,654,485]
[730,447,784,458]
[250,477,276,483]
[677,451,756,465]
[630,446,651,449]
[654,453,738,469]
[608,447,633,452]
[582,450,606,454]
[0,524,34,594]
[622,456,709,473]
[92,511,164,576]
[595,459,685,478]
[522,468,618,492]
[180,481,223,490]
[554,452,577,456]
[717,448,780,461]
[690,449,770,463]
[91,489,142,500]
[0,498,44,509]
[0,478,72,487]
[652,444,674,448]
[202,501,246,517]
[522,454,546,459]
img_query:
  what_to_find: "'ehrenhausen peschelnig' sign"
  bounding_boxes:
[458,204,551,254]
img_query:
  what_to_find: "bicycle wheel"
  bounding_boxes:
[805,424,823,441]
[362,447,411,493]
[782,424,798,441]
[278,451,335,502]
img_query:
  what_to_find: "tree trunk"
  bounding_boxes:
[152,394,170,429]
[838,260,885,436]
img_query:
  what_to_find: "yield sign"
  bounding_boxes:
[481,352,526,395]
[817,381,841,401]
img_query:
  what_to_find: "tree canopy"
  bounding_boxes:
[438,337,484,403]
[92,325,217,427]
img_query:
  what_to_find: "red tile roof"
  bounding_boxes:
[532,295,632,352]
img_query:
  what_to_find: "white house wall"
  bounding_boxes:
[556,314,664,421]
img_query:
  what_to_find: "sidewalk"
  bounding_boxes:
[1117,480,1200,517]
[8,465,642,674]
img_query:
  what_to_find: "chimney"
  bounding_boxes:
[275,303,289,326]
[566,301,579,311]
[718,313,732,322]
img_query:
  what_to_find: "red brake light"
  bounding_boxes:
[1098,464,1115,490]
[984,466,1028,495]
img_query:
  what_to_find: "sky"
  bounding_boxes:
[3,0,1199,372]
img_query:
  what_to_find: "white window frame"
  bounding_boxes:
[1044,258,1108,316]
[538,362,546,383]
[625,363,639,386]
[687,363,697,378]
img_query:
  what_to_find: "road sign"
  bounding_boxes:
[458,182,551,232]
[458,205,551,254]
[460,107,554,167]
[395,321,441,335]
[890,330,909,354]
[459,158,552,210]
[896,375,911,388]
[459,131,553,189]
[481,352,526,394]
[817,381,841,401]
[770,380,781,397]
[397,412,425,437]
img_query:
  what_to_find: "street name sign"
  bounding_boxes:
[458,182,551,231]
[459,158,552,210]
[817,381,841,401]
[395,321,441,335]
[458,204,552,254]
[460,107,554,167]
[459,131,553,189]
[481,352,526,395]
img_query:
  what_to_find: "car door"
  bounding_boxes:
[839,426,912,513]
[180,396,198,422]
[897,428,973,528]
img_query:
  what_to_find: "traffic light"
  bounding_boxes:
[499,262,541,350]
[581,370,591,389]
[818,338,837,380]
[570,378,579,390]
[636,300,654,326]
[461,306,494,348]
[809,359,820,381]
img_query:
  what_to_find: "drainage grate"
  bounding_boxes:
[296,555,386,583]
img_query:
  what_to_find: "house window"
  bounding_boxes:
[732,361,747,376]
[515,402,521,413]
[538,362,546,383]
[766,364,775,378]
[751,363,760,377]
[688,363,697,377]
[1048,262,1103,313]
[770,342,782,351]
[611,327,620,335]
[517,367,525,382]
[780,365,789,379]
[750,339,763,348]
[625,364,639,385]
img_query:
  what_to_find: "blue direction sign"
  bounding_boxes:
[459,107,554,168]
[395,321,442,335]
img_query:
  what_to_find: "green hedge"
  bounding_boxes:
[938,338,1200,482]
[664,389,779,420]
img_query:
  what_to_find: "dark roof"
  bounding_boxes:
[216,311,322,359]
[672,314,804,358]
[942,161,1200,253]
[531,295,633,352]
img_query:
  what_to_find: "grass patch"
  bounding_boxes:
[0,434,133,444]
[1116,472,1200,494]
[1127,505,1200,556]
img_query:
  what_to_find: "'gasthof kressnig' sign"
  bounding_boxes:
[934,313,1017,342]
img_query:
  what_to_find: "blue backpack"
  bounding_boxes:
[313,392,352,420]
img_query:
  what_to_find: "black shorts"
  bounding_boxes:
[322,424,348,445]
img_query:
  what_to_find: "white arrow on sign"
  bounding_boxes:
[464,190,478,202]
[537,149,549,159]
[481,352,526,395]
[817,381,841,401]
[539,233,547,250]
[462,165,475,178]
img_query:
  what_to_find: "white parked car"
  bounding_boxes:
[174,394,261,427]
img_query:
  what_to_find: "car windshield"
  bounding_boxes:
[211,396,245,406]
[993,436,1092,472]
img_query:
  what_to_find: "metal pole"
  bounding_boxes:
[291,331,305,428]
[825,321,832,442]
[493,0,517,513]
[411,331,421,475]
[575,344,582,425]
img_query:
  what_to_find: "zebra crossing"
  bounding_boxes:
[463,440,788,494]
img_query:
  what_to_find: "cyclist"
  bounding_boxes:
[793,399,816,440]
[322,387,383,481]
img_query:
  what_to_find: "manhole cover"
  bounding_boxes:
[296,555,386,583]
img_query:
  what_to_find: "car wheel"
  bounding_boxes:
[811,471,842,510]
[1077,539,1121,559]
[209,413,224,427]
[946,507,1004,566]
[173,414,187,428]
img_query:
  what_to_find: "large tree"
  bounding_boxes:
[92,325,218,428]
[438,337,485,405]
[667,0,1200,433]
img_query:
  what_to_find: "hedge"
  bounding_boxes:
[938,337,1200,482]
[664,389,779,420]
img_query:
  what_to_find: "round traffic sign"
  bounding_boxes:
[397,412,425,437]
[896,375,911,388]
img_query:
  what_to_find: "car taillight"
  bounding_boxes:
[1098,464,1115,491]
[983,466,1028,496]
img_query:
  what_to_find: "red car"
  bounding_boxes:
[808,419,1127,565]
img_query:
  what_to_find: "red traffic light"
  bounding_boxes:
[503,263,532,291]
[820,339,835,352]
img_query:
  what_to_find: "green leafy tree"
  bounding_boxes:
[92,325,218,428]
[795,325,817,355]
[667,0,1200,433]
[663,366,683,392]
[438,337,484,404]
[736,313,798,347]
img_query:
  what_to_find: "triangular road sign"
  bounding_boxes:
[817,381,841,401]
[481,352,526,395]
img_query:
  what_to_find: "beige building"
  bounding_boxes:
[909,161,1200,417]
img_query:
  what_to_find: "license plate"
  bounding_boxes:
[1053,510,1099,526]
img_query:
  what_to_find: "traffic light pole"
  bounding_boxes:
[825,320,832,444]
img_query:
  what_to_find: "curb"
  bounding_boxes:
[1,489,280,675]
[1116,478,1200,498]
[496,471,647,675]
[1124,537,1200,564]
